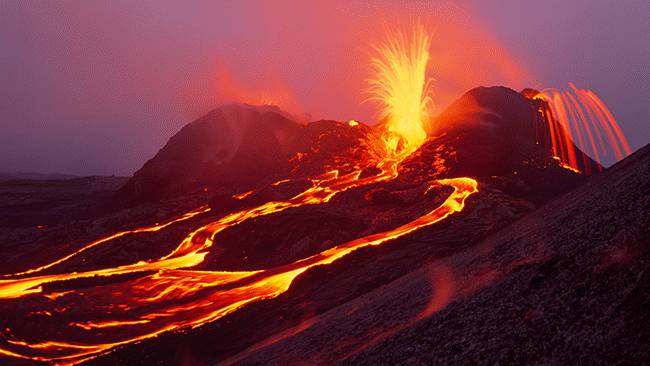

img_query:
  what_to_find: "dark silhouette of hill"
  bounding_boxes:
[119,104,379,203]
[121,87,596,205]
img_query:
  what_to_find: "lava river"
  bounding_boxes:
[0,157,477,365]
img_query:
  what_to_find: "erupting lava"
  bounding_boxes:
[533,83,631,173]
[367,23,433,158]
[0,25,479,365]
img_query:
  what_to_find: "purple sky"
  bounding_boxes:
[1,0,648,176]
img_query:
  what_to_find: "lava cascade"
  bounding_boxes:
[533,83,631,173]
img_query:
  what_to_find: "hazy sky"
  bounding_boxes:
[1,0,648,176]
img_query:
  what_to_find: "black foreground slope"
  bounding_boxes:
[231,144,650,365]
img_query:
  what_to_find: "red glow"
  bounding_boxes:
[213,61,302,116]
[416,265,455,320]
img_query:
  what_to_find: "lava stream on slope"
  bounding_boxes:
[0,158,477,364]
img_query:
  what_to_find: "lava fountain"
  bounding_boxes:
[367,23,433,158]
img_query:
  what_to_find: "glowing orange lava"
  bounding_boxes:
[0,26,480,365]
[367,23,433,158]
[534,83,631,172]
[2,206,211,279]
[0,165,477,364]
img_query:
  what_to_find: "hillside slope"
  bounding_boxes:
[231,144,649,365]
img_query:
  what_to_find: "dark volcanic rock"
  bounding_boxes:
[430,86,599,175]
[402,86,598,202]
[120,105,380,203]
[119,104,302,202]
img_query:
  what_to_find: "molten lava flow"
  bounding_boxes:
[2,206,211,278]
[0,170,477,365]
[367,23,433,158]
[0,26,480,366]
[533,83,631,172]
[551,156,581,174]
